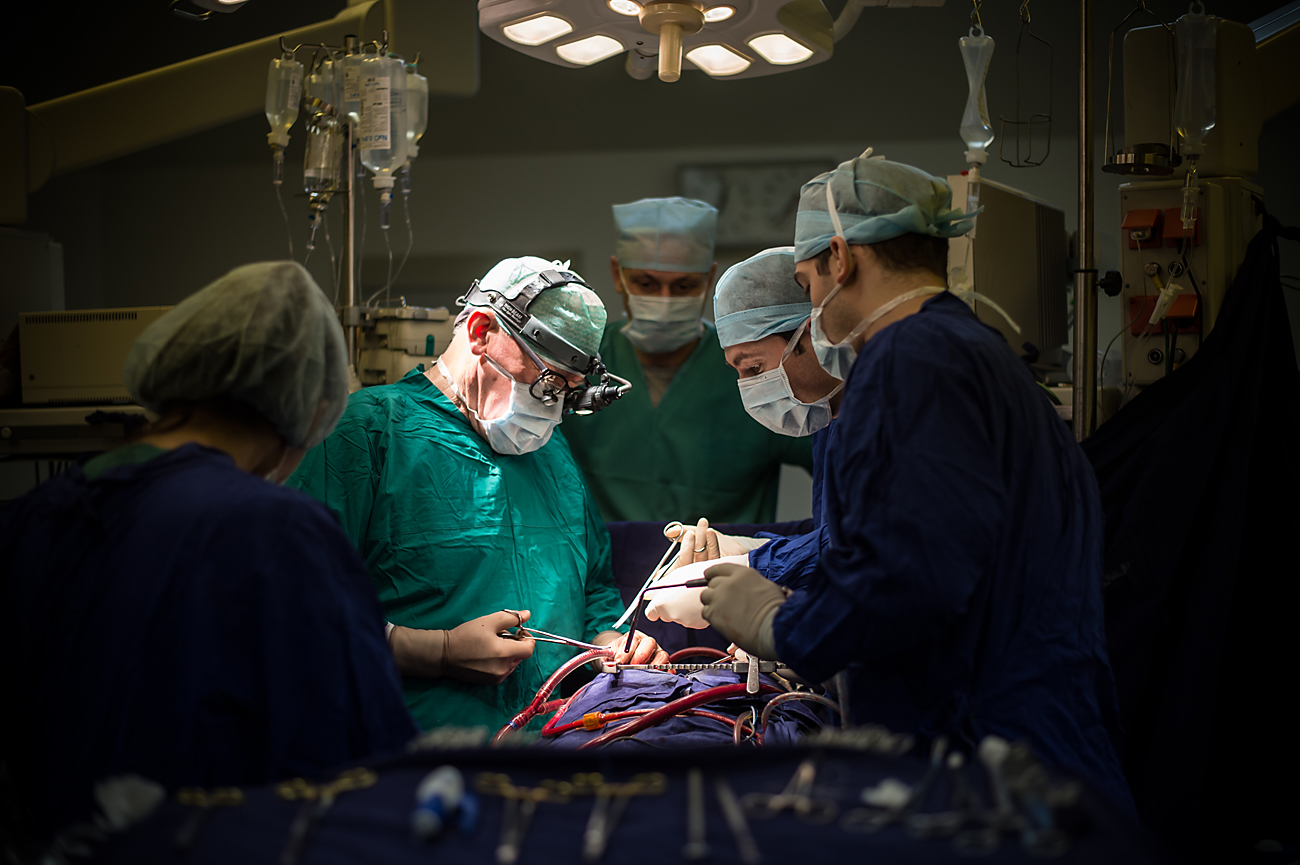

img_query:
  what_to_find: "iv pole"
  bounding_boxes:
[1073,0,1097,441]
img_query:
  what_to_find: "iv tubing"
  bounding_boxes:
[542,707,739,738]
[668,647,729,664]
[491,649,611,746]
[759,692,844,739]
[577,682,781,750]
[275,183,295,260]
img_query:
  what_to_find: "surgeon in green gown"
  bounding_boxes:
[564,197,813,524]
[290,257,667,731]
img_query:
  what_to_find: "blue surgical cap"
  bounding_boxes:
[613,197,718,273]
[793,151,976,262]
[713,247,811,349]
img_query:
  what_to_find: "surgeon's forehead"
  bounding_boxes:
[724,338,779,367]
[623,267,707,282]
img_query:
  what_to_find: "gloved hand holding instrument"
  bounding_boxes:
[664,517,770,573]
[391,610,536,685]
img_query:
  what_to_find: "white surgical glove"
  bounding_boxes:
[664,518,769,575]
[645,554,749,629]
[715,532,770,557]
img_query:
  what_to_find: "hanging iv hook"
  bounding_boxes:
[969,0,984,37]
[998,0,1053,167]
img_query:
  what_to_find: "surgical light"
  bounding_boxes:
[686,44,750,76]
[557,34,625,65]
[478,0,834,82]
[503,15,573,46]
[748,33,813,65]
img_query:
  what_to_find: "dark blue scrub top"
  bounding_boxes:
[0,443,417,835]
[750,424,832,589]
[773,292,1133,812]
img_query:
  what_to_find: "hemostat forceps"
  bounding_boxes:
[740,757,838,825]
[497,620,610,653]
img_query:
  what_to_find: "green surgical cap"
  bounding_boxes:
[713,247,812,349]
[471,256,607,361]
[794,151,976,262]
[613,197,718,273]
[123,261,348,450]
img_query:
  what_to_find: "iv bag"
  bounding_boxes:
[359,55,408,179]
[341,53,364,124]
[306,57,339,110]
[405,64,429,160]
[265,55,303,149]
[959,34,995,158]
[304,115,344,195]
[1174,7,1217,159]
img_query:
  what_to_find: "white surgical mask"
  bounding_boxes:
[438,355,563,456]
[737,318,843,437]
[809,179,945,379]
[619,275,706,354]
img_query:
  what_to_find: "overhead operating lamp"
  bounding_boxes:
[478,0,835,82]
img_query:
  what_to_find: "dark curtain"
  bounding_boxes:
[1083,216,1300,860]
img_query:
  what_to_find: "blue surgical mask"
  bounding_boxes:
[438,355,563,456]
[737,319,843,437]
[619,275,706,354]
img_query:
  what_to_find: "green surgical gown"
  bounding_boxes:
[564,321,814,524]
[289,367,625,732]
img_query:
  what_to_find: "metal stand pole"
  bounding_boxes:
[1073,0,1097,441]
[344,114,357,367]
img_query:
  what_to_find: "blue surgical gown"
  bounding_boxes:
[773,293,1133,811]
[749,423,832,590]
[0,443,417,835]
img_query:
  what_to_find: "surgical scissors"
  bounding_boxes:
[740,758,838,825]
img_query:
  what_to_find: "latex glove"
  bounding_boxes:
[390,610,536,685]
[592,629,669,671]
[644,554,749,628]
[700,563,788,661]
[664,518,770,573]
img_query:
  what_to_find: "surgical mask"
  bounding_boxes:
[737,319,843,437]
[437,356,563,456]
[619,276,706,354]
[809,281,944,380]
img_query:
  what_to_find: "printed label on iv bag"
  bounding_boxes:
[359,76,391,152]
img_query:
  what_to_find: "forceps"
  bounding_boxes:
[497,625,609,653]
[740,757,838,825]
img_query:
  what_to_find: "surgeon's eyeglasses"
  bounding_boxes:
[528,368,580,407]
